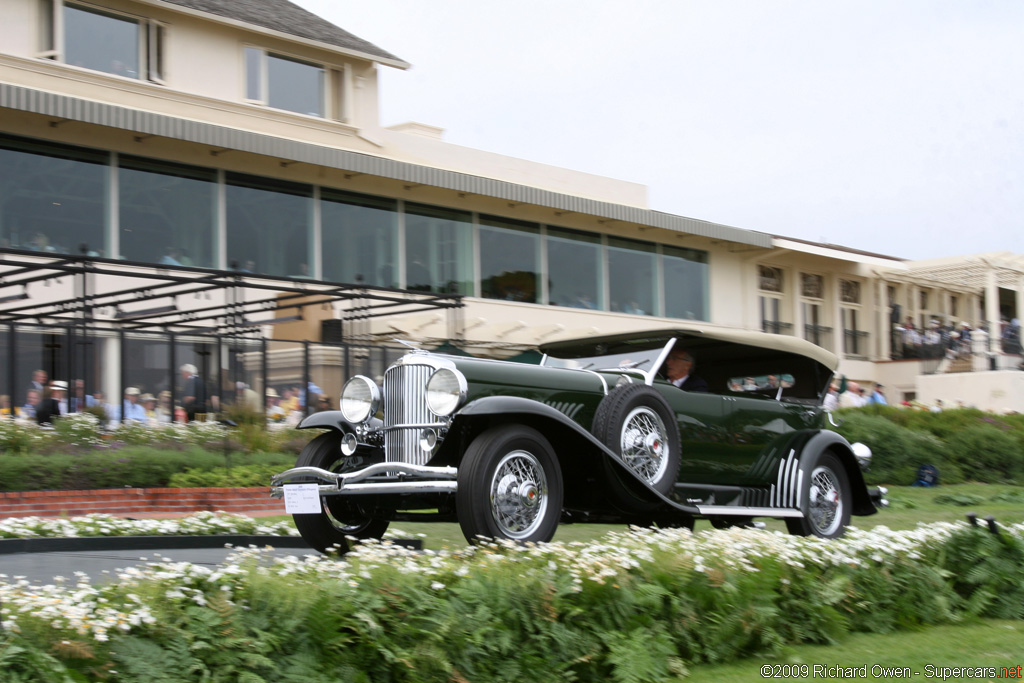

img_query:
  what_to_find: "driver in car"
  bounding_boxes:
[664,348,709,392]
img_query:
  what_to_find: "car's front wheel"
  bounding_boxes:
[785,451,851,539]
[291,432,390,554]
[456,425,564,544]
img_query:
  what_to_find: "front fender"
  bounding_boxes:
[450,396,699,514]
[297,410,382,434]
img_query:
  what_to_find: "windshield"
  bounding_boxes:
[542,340,671,375]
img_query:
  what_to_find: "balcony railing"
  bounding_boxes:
[762,321,794,335]
[843,329,870,359]
[804,324,832,349]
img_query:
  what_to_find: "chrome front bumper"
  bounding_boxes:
[270,462,458,498]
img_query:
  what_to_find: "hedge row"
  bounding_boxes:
[833,406,1024,485]
[0,448,295,491]
[1,522,1022,682]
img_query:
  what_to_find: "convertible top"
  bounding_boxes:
[539,324,840,372]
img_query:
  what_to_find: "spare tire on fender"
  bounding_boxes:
[591,383,681,511]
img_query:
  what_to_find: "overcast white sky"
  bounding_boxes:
[297,0,1023,261]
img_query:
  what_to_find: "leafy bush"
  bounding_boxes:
[832,412,949,485]
[945,425,1024,484]
[0,448,295,491]
[168,464,290,488]
[2,522,1023,681]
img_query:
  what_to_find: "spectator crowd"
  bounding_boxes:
[0,365,334,428]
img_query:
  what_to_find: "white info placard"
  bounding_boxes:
[283,484,322,514]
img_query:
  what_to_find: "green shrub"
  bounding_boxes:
[168,464,288,488]
[832,412,948,485]
[0,448,295,491]
[945,425,1024,484]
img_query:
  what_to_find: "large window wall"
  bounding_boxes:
[119,156,217,268]
[321,191,397,287]
[0,133,710,321]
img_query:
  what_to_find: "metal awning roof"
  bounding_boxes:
[0,83,772,249]
[0,250,462,336]
[885,252,1024,293]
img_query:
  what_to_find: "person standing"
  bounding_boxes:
[868,383,888,405]
[36,381,68,424]
[179,364,206,422]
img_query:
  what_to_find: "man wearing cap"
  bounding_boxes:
[36,380,68,425]
[266,388,286,422]
[121,387,147,423]
[140,393,158,421]
[868,383,888,405]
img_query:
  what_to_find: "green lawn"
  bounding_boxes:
[263,483,1024,550]
[685,620,1024,682]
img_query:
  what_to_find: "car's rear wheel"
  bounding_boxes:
[785,451,851,539]
[456,425,563,544]
[291,432,390,554]
[592,384,681,512]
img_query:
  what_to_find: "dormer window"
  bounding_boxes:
[46,2,164,83]
[245,47,325,117]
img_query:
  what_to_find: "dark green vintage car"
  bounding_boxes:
[271,327,886,552]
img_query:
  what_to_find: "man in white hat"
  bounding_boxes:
[121,386,147,423]
[36,380,68,425]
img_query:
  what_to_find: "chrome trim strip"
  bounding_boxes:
[272,481,458,496]
[696,505,804,518]
[645,337,677,386]
[271,462,457,488]
[788,454,799,507]
[796,469,804,508]
[383,422,449,431]
[580,369,609,395]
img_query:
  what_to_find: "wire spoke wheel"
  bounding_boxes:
[457,425,563,544]
[620,406,670,484]
[808,465,843,536]
[786,451,850,539]
[490,450,549,539]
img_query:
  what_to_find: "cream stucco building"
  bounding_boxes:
[1,0,1022,413]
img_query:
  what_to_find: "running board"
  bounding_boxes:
[695,505,804,518]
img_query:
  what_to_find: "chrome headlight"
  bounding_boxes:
[425,368,467,416]
[340,375,380,423]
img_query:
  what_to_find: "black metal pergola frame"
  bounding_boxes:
[0,249,464,417]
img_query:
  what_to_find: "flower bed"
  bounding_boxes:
[0,511,297,540]
[2,521,1022,681]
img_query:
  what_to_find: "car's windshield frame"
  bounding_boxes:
[541,337,676,386]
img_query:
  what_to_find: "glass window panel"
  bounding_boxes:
[64,3,139,78]
[12,327,67,418]
[226,173,312,277]
[0,327,9,418]
[120,333,172,423]
[404,203,473,294]
[245,47,262,101]
[0,135,107,257]
[321,190,398,287]
[268,54,324,117]
[663,245,708,321]
[479,216,540,303]
[119,156,217,268]
[608,237,656,316]
[546,227,602,310]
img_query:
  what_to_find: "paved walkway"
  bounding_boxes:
[1,537,317,585]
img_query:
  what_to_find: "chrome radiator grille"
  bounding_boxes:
[383,362,434,466]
